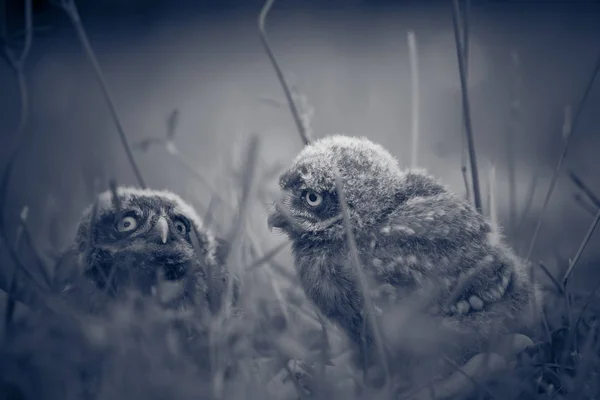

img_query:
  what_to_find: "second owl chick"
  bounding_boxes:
[268,135,541,372]
[59,187,231,314]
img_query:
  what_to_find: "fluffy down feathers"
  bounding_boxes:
[57,187,231,314]
[268,134,541,374]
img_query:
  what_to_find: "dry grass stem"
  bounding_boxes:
[58,0,146,188]
[0,0,34,304]
[246,241,290,271]
[210,136,261,399]
[441,355,499,400]
[333,171,391,391]
[574,193,598,217]
[569,171,600,208]
[538,261,565,295]
[507,51,521,236]
[258,0,311,146]
[526,51,600,260]
[516,175,538,234]
[19,213,52,287]
[487,162,498,226]
[407,30,420,169]
[452,0,482,213]
[2,208,27,339]
[459,0,471,203]
[562,205,600,287]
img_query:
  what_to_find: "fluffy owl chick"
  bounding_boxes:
[268,135,540,370]
[64,187,230,313]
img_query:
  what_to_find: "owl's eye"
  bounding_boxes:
[116,215,138,232]
[304,191,323,207]
[173,219,188,234]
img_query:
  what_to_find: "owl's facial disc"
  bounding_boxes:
[268,187,342,237]
[91,208,197,283]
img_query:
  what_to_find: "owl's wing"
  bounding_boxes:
[371,179,502,307]
[378,184,534,322]
[382,191,488,242]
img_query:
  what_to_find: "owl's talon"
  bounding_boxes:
[456,300,470,315]
[468,295,484,311]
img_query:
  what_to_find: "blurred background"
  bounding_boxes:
[1,0,600,296]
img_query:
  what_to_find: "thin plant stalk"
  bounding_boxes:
[3,210,26,340]
[282,361,309,400]
[333,171,391,391]
[246,241,289,271]
[258,0,311,146]
[574,194,598,217]
[441,356,499,400]
[407,30,420,169]
[569,171,600,208]
[222,136,260,313]
[487,162,497,226]
[165,141,222,207]
[59,0,146,188]
[210,136,260,399]
[97,180,123,298]
[459,0,471,201]
[462,0,470,70]
[538,261,564,295]
[562,205,600,287]
[452,0,482,213]
[461,147,471,201]
[527,264,544,341]
[19,214,52,287]
[525,50,600,260]
[0,0,48,303]
[0,0,32,258]
[573,275,600,339]
[507,51,521,236]
[515,176,538,235]
[525,105,572,261]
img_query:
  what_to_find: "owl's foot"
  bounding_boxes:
[441,262,513,316]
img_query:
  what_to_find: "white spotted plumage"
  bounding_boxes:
[268,134,542,372]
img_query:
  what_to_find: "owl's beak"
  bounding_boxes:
[155,216,169,244]
[267,208,289,232]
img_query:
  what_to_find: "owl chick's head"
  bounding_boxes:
[268,135,404,241]
[75,187,227,298]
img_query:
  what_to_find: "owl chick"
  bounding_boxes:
[59,187,230,314]
[268,135,540,372]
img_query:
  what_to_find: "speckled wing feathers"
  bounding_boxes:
[373,172,537,330]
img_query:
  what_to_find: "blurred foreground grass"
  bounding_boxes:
[1,132,599,400]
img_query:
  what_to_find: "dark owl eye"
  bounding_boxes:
[304,191,323,207]
[116,215,138,232]
[174,219,188,234]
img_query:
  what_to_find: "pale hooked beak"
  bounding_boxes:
[155,216,169,244]
[267,207,289,232]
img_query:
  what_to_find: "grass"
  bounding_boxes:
[2,0,600,399]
